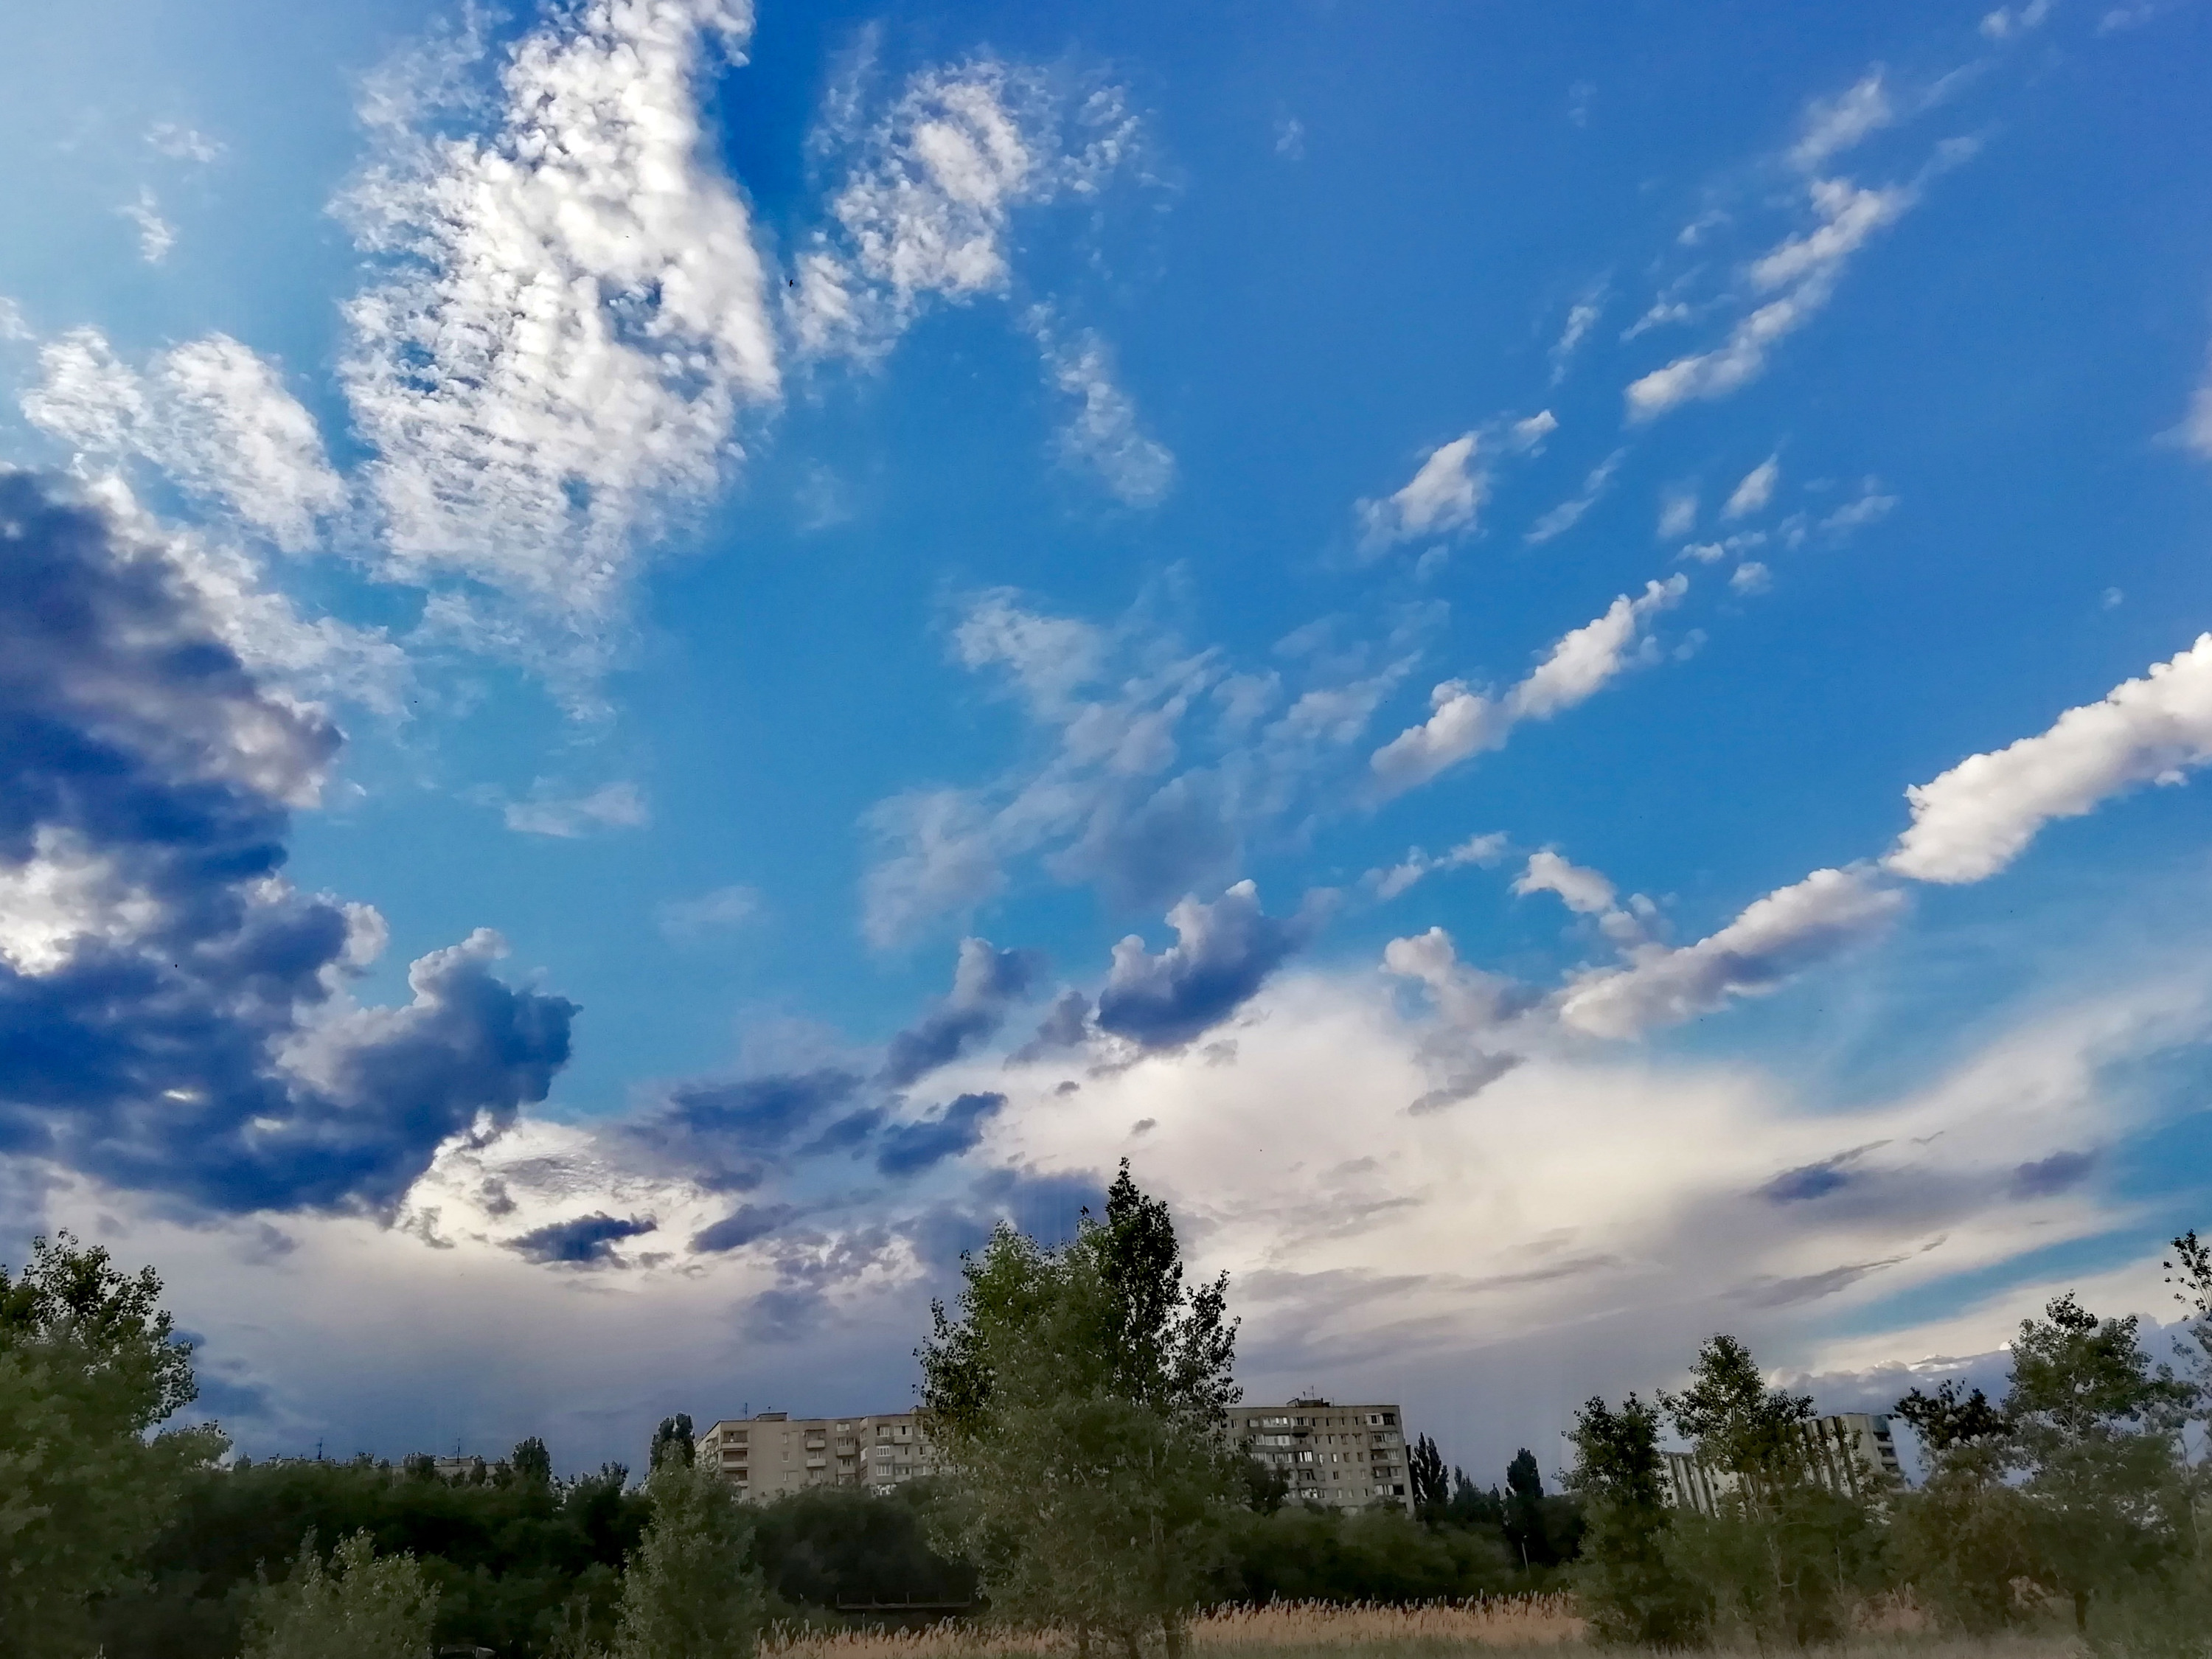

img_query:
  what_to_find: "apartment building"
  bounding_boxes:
[696,1410,942,1500]
[1661,1412,1905,1515]
[1229,1397,1411,1512]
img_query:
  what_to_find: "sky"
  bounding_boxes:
[4,0,2212,1485]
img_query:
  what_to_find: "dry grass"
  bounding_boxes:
[761,1598,2087,1659]
[763,1595,1583,1659]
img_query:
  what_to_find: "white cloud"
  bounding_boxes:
[793,60,1139,362]
[1513,849,1616,916]
[1888,636,2212,884]
[1731,560,1773,594]
[120,189,175,264]
[1274,117,1305,159]
[1023,308,1174,505]
[1509,410,1559,452]
[2181,338,2212,459]
[146,122,224,163]
[1749,180,1912,292]
[1627,176,1913,422]
[1722,454,1781,519]
[1357,434,1484,552]
[1549,296,1602,383]
[501,781,651,839]
[1370,577,1687,796]
[0,297,29,341]
[865,592,1420,944]
[337,0,779,675]
[1524,449,1624,545]
[1819,481,1899,536]
[656,884,762,939]
[1558,866,1907,1039]
[1657,487,1699,540]
[1368,832,1509,901]
[1981,0,2056,37]
[22,328,347,553]
[1790,72,1892,173]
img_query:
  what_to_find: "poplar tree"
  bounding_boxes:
[919,1162,1242,1659]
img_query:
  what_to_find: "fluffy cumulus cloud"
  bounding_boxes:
[337,0,779,672]
[1357,434,1484,552]
[1887,636,2212,883]
[1789,72,1892,173]
[791,58,1141,361]
[1095,880,1312,1050]
[1370,577,1687,796]
[1368,832,1508,901]
[22,328,346,552]
[1557,866,1907,1039]
[0,473,575,1214]
[1723,455,1781,519]
[879,937,1042,1087]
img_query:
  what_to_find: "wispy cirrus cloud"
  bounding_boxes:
[23,327,346,552]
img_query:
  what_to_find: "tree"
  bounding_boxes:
[244,1530,439,1659]
[613,1454,764,1659]
[920,1162,1242,1659]
[2003,1293,2193,1630]
[1503,1448,1549,1567]
[651,1413,698,1472]
[1565,1393,1707,1648]
[0,1231,228,1659]
[512,1436,554,1487]
[1889,1380,2039,1632]
[1408,1433,1448,1524]
[1661,1334,1881,1646]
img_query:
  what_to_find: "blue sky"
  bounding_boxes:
[4,0,2212,1480]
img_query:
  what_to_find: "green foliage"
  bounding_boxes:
[1888,1379,2037,1633]
[0,1231,228,1659]
[244,1529,437,1659]
[515,1436,556,1487]
[748,1482,977,1614]
[1407,1434,1447,1523]
[1221,1502,1512,1602]
[1658,1333,1888,1648]
[919,1161,1243,1652]
[652,1414,698,1472]
[1565,1392,1708,1648]
[2004,1292,2195,1628]
[92,1450,648,1658]
[613,1454,764,1659]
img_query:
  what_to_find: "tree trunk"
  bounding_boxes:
[1163,1615,1187,1659]
[1121,1625,1145,1659]
[2073,1588,2090,1633]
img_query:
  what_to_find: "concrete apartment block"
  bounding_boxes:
[1661,1412,1907,1514]
[696,1410,942,1500]
[1230,1397,1412,1512]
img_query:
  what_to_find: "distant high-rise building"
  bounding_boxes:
[1661,1412,1905,1514]
[1228,1397,1412,1512]
[695,1410,940,1500]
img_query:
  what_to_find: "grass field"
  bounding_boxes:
[761,1596,2084,1659]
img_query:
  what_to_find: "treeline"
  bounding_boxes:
[1568,1231,2212,1651]
[3,1178,1574,1659]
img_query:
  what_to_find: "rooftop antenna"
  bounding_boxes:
[316,1438,324,1462]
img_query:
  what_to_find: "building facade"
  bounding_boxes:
[1660,1412,1905,1515]
[696,1410,942,1500]
[1228,1397,1411,1512]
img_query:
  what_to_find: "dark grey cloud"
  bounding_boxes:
[1757,1141,1889,1205]
[1407,1052,1523,1115]
[0,473,575,1214]
[2010,1149,2096,1199]
[690,1202,799,1253]
[876,1091,1006,1175]
[631,1068,862,1189]
[1014,988,1092,1060]
[1094,880,1311,1049]
[509,1211,658,1265]
[1732,1256,1905,1309]
[878,937,1042,1088]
